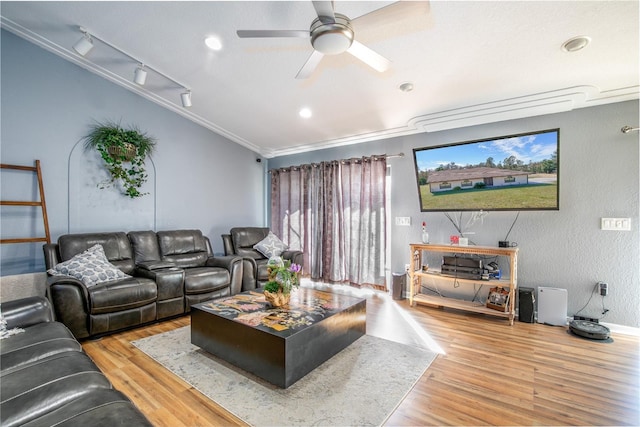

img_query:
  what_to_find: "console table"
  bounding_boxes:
[408,243,519,325]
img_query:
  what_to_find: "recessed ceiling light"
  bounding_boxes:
[204,36,222,51]
[562,36,591,52]
[399,82,414,92]
[299,108,312,119]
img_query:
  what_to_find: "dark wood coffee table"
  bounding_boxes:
[190,287,366,388]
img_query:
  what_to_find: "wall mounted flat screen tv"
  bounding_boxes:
[413,129,559,212]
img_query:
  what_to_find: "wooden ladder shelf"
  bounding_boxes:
[0,160,51,244]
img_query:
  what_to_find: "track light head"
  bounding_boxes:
[73,34,94,56]
[181,91,192,108]
[134,66,147,85]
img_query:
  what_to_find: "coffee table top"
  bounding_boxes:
[192,287,365,338]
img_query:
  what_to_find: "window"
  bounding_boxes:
[439,182,451,190]
[461,180,473,188]
[504,176,515,183]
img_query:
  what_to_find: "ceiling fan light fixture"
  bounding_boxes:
[562,35,591,52]
[310,14,354,55]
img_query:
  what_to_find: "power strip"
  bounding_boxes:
[573,315,599,323]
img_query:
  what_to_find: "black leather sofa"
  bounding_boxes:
[222,227,304,291]
[0,296,151,427]
[44,229,242,339]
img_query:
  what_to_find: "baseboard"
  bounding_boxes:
[600,322,640,337]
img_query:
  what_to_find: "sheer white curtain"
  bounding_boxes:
[271,155,387,288]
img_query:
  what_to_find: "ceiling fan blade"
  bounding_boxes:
[346,40,391,73]
[352,1,431,34]
[237,30,310,38]
[312,1,336,24]
[296,50,324,79]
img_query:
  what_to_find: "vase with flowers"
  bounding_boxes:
[421,221,429,244]
[263,257,302,307]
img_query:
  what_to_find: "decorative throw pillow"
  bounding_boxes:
[253,232,288,258]
[47,244,130,287]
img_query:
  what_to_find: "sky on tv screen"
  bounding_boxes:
[415,130,558,171]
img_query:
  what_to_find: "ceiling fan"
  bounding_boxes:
[237,1,429,79]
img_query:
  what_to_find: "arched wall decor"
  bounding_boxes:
[67,139,157,234]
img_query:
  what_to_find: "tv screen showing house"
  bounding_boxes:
[413,129,559,211]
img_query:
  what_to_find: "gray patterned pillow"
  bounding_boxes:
[253,232,288,258]
[47,244,130,287]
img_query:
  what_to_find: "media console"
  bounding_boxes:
[408,243,519,325]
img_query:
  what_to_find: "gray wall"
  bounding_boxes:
[268,101,640,328]
[1,30,265,277]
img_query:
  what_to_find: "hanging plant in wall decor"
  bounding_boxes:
[82,120,156,198]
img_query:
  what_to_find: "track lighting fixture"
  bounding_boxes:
[72,33,94,56]
[72,26,193,108]
[180,91,192,108]
[134,66,147,85]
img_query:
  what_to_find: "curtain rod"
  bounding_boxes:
[268,153,405,173]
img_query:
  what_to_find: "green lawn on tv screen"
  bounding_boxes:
[419,182,558,210]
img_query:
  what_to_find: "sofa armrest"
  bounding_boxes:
[282,250,304,271]
[136,260,176,271]
[221,234,234,256]
[206,255,243,295]
[0,296,54,329]
[47,276,91,339]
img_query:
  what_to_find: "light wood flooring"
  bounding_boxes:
[82,287,640,426]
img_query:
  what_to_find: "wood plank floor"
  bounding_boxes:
[82,287,640,426]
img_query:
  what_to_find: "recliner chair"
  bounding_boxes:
[222,227,303,291]
[129,229,243,311]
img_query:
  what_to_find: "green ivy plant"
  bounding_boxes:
[82,121,156,198]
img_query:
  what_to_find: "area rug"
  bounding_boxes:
[131,326,436,426]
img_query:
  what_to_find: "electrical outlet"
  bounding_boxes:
[601,217,631,231]
[598,281,608,296]
[404,264,410,272]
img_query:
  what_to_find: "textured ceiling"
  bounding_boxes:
[1,1,638,157]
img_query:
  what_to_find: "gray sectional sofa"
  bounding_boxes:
[0,296,152,427]
[43,229,243,339]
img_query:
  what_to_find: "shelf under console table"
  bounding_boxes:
[408,243,519,325]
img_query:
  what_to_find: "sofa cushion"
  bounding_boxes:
[0,351,112,427]
[253,231,288,258]
[183,267,230,295]
[230,227,270,259]
[128,230,162,263]
[157,230,209,268]
[0,322,81,374]
[57,232,136,274]
[48,244,131,287]
[21,388,153,427]
[87,277,157,315]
